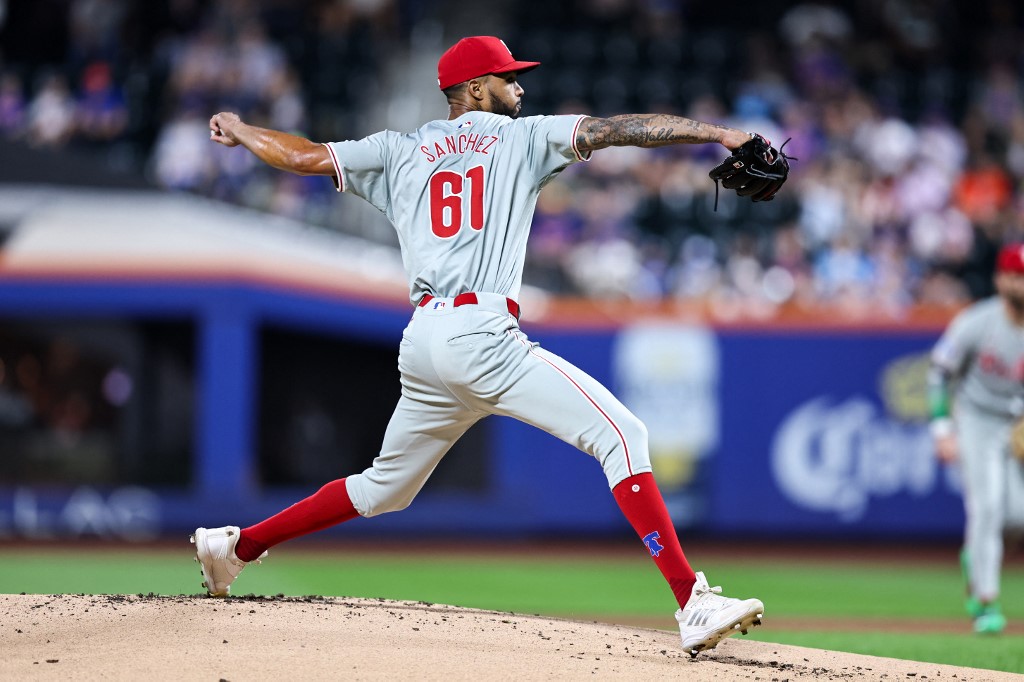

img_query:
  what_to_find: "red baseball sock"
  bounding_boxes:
[612,472,697,609]
[234,478,359,562]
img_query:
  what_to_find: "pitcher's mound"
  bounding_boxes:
[0,593,1015,681]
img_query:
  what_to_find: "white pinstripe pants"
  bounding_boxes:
[345,294,652,517]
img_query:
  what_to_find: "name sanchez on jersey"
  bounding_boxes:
[419,132,499,163]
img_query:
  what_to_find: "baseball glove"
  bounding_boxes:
[709,133,793,210]
[1011,417,1024,461]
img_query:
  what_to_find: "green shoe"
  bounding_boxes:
[974,605,1007,635]
[965,596,985,619]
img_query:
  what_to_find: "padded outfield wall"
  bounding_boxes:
[0,188,962,541]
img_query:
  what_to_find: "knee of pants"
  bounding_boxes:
[345,472,418,518]
[966,497,1003,532]
[600,413,652,489]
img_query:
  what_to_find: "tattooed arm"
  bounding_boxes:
[575,114,751,154]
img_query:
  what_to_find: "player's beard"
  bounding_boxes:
[998,274,1024,319]
[491,98,521,119]
[1002,288,1024,325]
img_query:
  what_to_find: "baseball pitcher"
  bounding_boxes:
[930,243,1024,635]
[192,36,779,656]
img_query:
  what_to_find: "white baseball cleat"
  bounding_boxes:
[190,526,266,597]
[676,571,764,657]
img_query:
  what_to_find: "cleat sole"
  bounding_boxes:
[192,530,213,597]
[683,604,764,657]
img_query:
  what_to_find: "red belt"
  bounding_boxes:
[418,292,520,320]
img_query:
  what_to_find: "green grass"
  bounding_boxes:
[1,547,1022,673]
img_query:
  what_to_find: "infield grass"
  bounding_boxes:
[1,545,1022,673]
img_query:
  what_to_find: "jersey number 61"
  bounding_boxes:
[430,165,485,238]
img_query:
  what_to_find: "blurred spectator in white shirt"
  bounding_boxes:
[26,73,76,147]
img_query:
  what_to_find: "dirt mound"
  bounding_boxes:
[0,593,1016,681]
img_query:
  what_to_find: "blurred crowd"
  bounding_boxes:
[514,0,1024,315]
[2,0,1024,314]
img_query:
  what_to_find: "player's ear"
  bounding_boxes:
[466,77,487,102]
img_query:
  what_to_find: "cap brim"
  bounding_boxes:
[492,60,541,76]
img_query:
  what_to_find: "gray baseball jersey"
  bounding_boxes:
[932,297,1024,419]
[324,112,589,304]
[320,112,653,518]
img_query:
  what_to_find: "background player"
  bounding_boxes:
[192,35,768,656]
[930,243,1024,634]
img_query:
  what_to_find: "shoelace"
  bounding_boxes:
[685,579,724,609]
[697,583,723,597]
[712,137,797,212]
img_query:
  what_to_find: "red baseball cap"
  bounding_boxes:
[997,243,1024,274]
[437,36,540,90]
